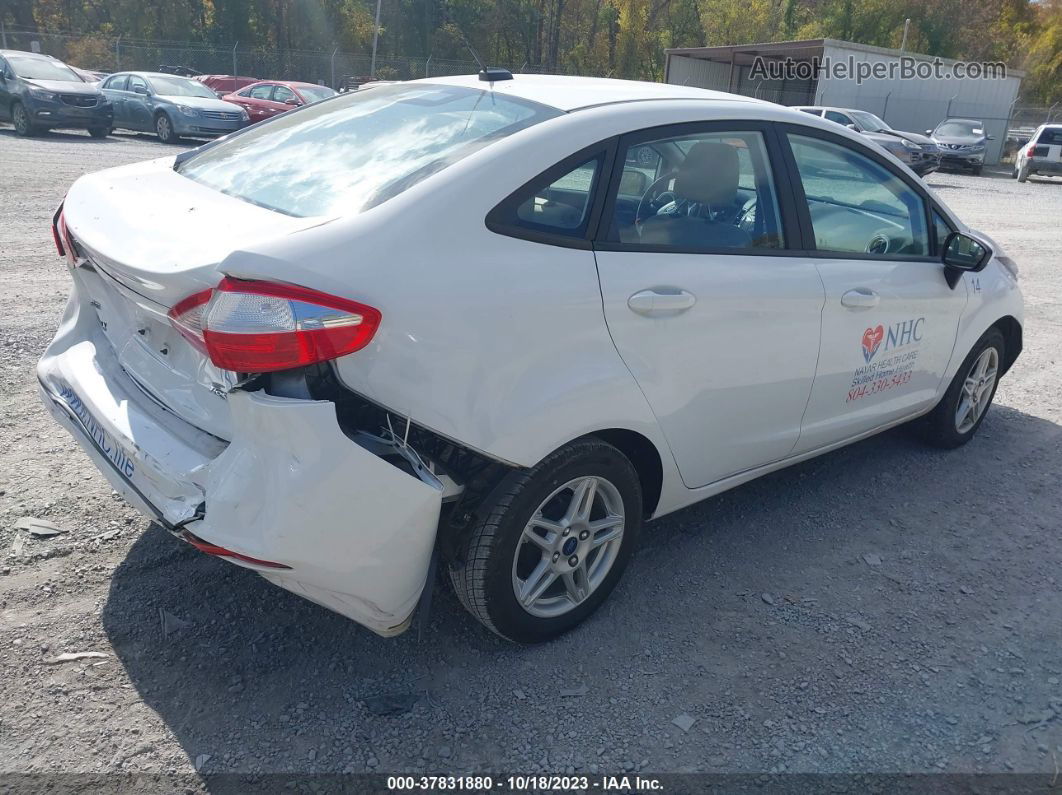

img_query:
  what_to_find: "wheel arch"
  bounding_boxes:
[583,428,664,519]
[991,315,1022,376]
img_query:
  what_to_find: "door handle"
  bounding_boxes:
[628,288,696,317]
[841,288,880,309]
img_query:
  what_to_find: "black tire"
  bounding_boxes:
[155,113,180,144]
[972,165,982,176]
[921,328,1005,449]
[12,102,35,137]
[448,438,643,643]
[88,126,111,139]
[1017,162,1030,183]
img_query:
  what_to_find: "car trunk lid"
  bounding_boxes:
[62,157,326,439]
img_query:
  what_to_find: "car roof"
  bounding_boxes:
[1,49,58,60]
[115,71,198,79]
[942,118,982,124]
[414,74,764,112]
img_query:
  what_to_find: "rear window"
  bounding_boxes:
[179,83,562,217]
[1037,128,1062,145]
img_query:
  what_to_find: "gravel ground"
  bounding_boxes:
[1,126,1061,786]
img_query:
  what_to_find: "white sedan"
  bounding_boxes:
[39,74,1023,643]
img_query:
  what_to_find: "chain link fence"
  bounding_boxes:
[0,25,552,87]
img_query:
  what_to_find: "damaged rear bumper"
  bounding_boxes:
[38,316,444,636]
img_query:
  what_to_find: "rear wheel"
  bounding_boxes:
[920,328,1004,449]
[971,165,983,176]
[88,126,111,139]
[12,102,35,136]
[1017,162,1030,183]
[448,438,642,643]
[155,113,180,144]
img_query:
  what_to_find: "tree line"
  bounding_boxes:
[3,0,1059,102]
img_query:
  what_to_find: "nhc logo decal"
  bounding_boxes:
[861,325,885,363]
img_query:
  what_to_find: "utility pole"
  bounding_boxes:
[1,20,8,50]
[115,35,122,71]
[232,41,238,78]
[900,18,910,53]
[370,0,382,78]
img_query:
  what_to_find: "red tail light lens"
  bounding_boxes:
[167,277,381,373]
[51,205,76,265]
[51,207,66,257]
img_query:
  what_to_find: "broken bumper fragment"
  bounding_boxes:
[38,305,444,636]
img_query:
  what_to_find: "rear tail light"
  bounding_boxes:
[167,277,381,373]
[51,204,76,266]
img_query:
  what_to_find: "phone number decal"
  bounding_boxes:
[847,350,920,403]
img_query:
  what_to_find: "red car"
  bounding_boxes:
[222,80,337,124]
[197,74,260,98]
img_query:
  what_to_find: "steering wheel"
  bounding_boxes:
[635,171,679,225]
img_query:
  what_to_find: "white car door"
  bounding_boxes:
[592,123,824,488]
[781,129,968,454]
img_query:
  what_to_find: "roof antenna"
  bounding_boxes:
[455,27,513,83]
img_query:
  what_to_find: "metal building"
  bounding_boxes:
[665,39,1024,164]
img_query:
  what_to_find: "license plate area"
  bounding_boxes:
[53,381,137,481]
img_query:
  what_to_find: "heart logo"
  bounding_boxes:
[862,325,884,363]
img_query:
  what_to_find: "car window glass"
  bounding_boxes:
[933,211,952,252]
[273,85,297,103]
[507,157,600,237]
[249,85,275,100]
[608,130,784,251]
[1037,129,1062,145]
[237,86,255,97]
[105,75,129,91]
[181,83,562,218]
[787,134,929,257]
[799,108,823,116]
[824,111,852,126]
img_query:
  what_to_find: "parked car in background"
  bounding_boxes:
[794,106,940,176]
[197,74,260,98]
[69,65,109,84]
[100,71,248,143]
[928,119,992,175]
[158,65,203,78]
[1014,124,1062,182]
[0,49,113,137]
[223,80,337,123]
[41,76,1022,642]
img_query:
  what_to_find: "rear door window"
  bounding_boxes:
[490,156,604,242]
[1037,128,1062,145]
[824,110,853,126]
[249,84,275,101]
[273,85,298,104]
[180,83,562,217]
[104,75,129,91]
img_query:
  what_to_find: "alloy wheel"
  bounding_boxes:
[955,347,999,434]
[13,104,29,135]
[157,115,171,142]
[511,475,625,618]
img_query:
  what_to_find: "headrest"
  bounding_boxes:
[673,142,740,206]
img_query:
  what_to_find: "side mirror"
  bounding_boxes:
[925,129,933,136]
[986,135,995,141]
[846,123,859,131]
[942,231,991,288]
[133,85,148,95]
[284,98,301,106]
